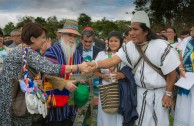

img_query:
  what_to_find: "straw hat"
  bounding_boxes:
[58,19,81,36]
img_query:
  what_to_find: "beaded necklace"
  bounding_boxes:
[0,47,4,51]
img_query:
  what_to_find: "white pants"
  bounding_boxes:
[174,86,194,126]
[135,87,169,126]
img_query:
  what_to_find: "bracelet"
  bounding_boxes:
[165,91,173,97]
[70,65,73,73]
[94,61,98,69]
[179,68,185,71]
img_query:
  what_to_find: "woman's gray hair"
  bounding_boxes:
[10,29,22,36]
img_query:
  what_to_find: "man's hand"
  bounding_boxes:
[162,95,174,109]
[87,62,97,71]
[163,70,176,109]
[78,62,95,73]
[64,80,77,92]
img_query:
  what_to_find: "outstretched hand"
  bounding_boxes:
[78,62,92,73]
[78,61,99,74]
[86,62,97,71]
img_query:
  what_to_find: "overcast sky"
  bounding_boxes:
[0,0,135,28]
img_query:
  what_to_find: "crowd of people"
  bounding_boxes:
[0,10,194,126]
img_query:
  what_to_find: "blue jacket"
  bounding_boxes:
[118,66,138,126]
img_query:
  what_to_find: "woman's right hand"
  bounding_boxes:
[180,70,186,78]
[64,80,77,92]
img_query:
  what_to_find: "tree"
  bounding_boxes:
[78,13,92,32]
[16,16,34,28]
[58,19,66,29]
[45,16,59,39]
[133,0,194,33]
[0,28,3,36]
[114,20,131,33]
[34,17,46,26]
[3,22,15,35]
[92,17,118,38]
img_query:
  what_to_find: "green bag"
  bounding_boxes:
[74,83,89,107]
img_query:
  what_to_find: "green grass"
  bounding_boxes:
[169,115,174,126]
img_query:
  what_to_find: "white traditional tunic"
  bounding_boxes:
[116,39,180,126]
[95,51,124,126]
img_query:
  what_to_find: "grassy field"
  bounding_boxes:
[169,115,174,126]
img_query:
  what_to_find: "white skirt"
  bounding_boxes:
[174,86,194,126]
[97,96,123,126]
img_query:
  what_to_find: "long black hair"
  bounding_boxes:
[107,31,123,52]
[140,23,158,41]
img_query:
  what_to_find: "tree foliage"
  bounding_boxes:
[115,20,131,33]
[45,16,59,39]
[2,1,193,38]
[134,0,194,33]
[77,13,92,32]
[16,16,34,29]
[3,22,15,35]
[1,13,131,39]
[34,17,46,26]
[92,17,118,38]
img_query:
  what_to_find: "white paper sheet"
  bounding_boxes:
[175,72,194,90]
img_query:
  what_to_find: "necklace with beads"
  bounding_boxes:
[0,47,4,51]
